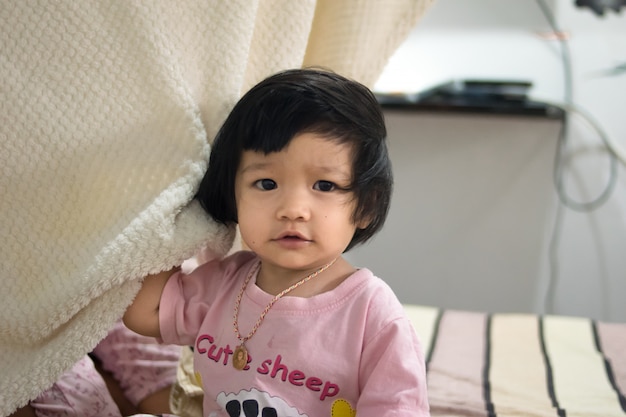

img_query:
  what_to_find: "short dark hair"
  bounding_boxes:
[196,68,392,251]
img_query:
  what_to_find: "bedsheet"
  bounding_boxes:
[405,305,626,417]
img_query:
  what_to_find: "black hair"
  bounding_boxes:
[196,68,392,251]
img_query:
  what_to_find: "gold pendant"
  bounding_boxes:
[233,344,248,370]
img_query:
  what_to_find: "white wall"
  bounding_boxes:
[346,0,626,322]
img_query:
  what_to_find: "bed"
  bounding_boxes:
[404,305,626,417]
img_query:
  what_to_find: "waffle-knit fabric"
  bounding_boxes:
[0,1,434,414]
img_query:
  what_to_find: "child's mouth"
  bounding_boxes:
[275,233,310,247]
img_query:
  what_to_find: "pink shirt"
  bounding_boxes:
[160,251,430,417]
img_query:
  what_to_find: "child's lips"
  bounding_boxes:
[275,231,309,241]
[274,232,311,247]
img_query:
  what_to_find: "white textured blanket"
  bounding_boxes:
[0,1,433,414]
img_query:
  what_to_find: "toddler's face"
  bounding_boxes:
[234,132,361,273]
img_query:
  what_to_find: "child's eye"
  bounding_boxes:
[313,180,336,192]
[254,179,277,190]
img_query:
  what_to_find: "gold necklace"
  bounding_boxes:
[231,258,337,370]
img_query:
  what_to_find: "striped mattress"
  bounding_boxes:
[405,305,626,417]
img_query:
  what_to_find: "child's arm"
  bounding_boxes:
[123,268,177,338]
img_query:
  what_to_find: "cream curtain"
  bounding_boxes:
[0,0,434,413]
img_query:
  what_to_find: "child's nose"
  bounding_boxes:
[276,191,311,221]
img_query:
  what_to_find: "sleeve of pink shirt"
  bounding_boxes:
[356,301,431,417]
[159,251,255,346]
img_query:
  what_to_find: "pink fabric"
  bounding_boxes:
[30,356,121,417]
[92,320,182,406]
[426,311,489,417]
[159,251,430,417]
[30,321,181,417]
[596,322,626,401]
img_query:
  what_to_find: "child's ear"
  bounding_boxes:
[355,216,372,230]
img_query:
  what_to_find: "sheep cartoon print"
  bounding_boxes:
[216,389,356,417]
